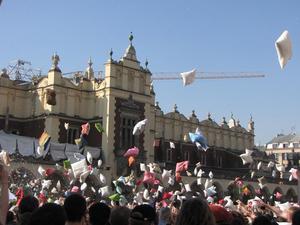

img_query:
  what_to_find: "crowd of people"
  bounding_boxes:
[1,162,300,225]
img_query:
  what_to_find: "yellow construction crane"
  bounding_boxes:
[62,71,265,81]
[151,71,265,81]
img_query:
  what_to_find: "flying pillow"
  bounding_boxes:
[132,119,148,135]
[275,30,292,69]
[180,69,196,86]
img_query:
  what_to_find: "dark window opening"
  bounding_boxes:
[67,127,79,144]
[120,117,136,149]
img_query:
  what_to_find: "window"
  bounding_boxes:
[216,155,222,168]
[293,143,299,148]
[184,151,190,161]
[200,153,206,165]
[283,153,288,160]
[274,153,279,161]
[166,148,172,162]
[120,117,136,149]
[67,127,79,144]
[287,153,294,160]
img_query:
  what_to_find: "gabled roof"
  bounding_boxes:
[164,112,188,121]
[267,133,297,144]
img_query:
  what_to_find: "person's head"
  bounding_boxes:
[28,203,66,225]
[287,206,300,223]
[17,196,39,225]
[159,207,171,222]
[18,196,39,214]
[129,204,157,225]
[89,202,111,225]
[209,204,233,225]
[6,211,15,223]
[110,206,131,225]
[64,193,86,223]
[292,209,300,225]
[175,198,216,225]
[252,215,272,225]
[230,211,248,225]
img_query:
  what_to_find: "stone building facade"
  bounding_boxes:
[265,133,300,170]
[0,35,297,198]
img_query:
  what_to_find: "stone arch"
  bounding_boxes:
[241,184,255,203]
[273,186,283,195]
[245,184,255,198]
[286,188,297,202]
[212,181,224,199]
[260,186,271,202]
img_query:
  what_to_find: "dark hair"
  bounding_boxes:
[64,193,86,222]
[175,198,216,225]
[6,211,15,223]
[230,211,248,225]
[110,206,131,225]
[292,209,300,225]
[18,196,39,214]
[252,215,272,225]
[28,203,66,225]
[89,202,111,225]
[130,204,157,225]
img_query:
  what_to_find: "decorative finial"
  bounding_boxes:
[88,57,93,67]
[248,114,254,131]
[231,112,234,119]
[207,112,211,119]
[173,104,178,113]
[155,101,161,110]
[86,57,94,80]
[129,32,133,45]
[0,68,9,78]
[145,58,148,68]
[51,52,60,71]
[222,117,227,124]
[192,110,196,117]
[109,48,113,60]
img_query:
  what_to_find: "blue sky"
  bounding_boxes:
[0,1,299,145]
